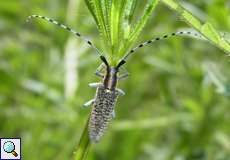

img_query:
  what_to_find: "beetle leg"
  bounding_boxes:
[89,82,103,88]
[116,88,125,96]
[112,110,116,119]
[118,73,129,80]
[95,71,104,78]
[118,67,129,80]
[95,63,105,78]
[83,99,95,108]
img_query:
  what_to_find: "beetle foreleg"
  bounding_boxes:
[89,82,103,88]
[95,63,105,78]
[83,99,94,108]
[118,67,129,80]
[95,71,104,78]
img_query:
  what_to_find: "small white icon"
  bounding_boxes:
[1,138,21,160]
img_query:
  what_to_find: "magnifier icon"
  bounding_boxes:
[3,141,18,157]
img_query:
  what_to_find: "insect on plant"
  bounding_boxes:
[27,15,203,143]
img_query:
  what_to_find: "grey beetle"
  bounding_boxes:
[27,15,203,142]
[84,56,127,142]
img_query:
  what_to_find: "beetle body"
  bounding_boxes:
[86,59,127,143]
[89,85,120,142]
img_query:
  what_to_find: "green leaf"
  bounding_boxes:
[161,0,230,55]
[119,0,159,58]
[201,23,220,42]
[84,0,99,26]
[85,0,159,64]
[110,0,122,55]
[84,0,110,47]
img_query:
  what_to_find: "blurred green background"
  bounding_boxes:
[0,0,230,160]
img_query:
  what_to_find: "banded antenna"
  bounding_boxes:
[27,15,103,57]
[120,30,204,62]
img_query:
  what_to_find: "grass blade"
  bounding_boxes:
[85,0,110,48]
[118,0,137,51]
[84,0,100,28]
[119,0,159,57]
[110,0,122,55]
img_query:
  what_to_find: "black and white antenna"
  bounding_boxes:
[27,15,103,57]
[120,30,204,63]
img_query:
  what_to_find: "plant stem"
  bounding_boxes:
[160,0,230,54]
[73,116,91,160]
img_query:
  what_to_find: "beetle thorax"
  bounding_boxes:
[103,67,118,91]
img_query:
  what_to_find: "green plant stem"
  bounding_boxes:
[73,116,91,160]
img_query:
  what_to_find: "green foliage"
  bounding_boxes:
[161,0,230,54]
[77,0,230,159]
[85,0,159,64]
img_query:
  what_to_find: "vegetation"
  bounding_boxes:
[0,0,230,160]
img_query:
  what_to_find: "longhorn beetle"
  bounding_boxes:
[27,15,203,143]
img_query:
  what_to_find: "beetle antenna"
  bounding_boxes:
[120,30,204,62]
[27,15,103,57]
